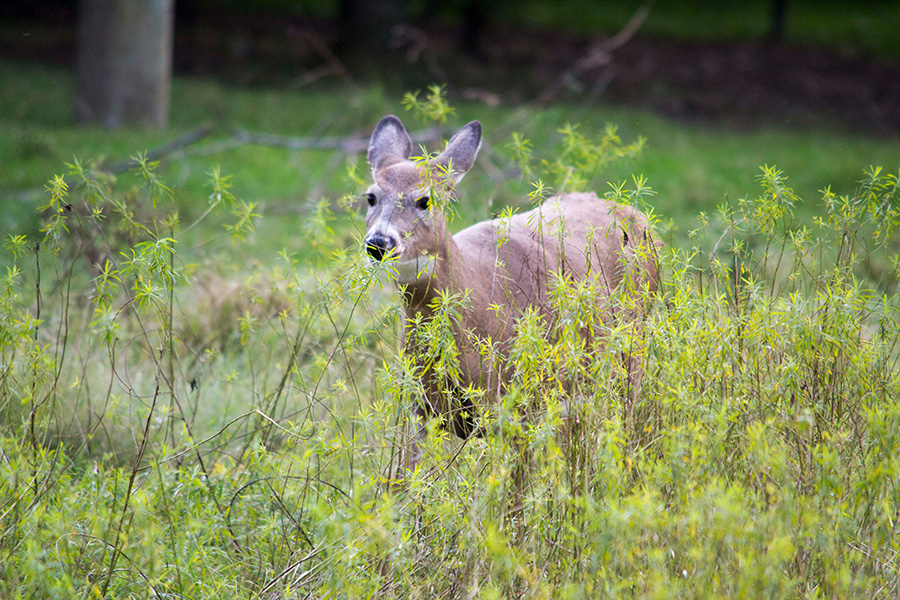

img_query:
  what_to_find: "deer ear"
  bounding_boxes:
[434,121,482,182]
[368,115,413,176]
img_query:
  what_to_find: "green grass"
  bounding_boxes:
[2,59,900,598]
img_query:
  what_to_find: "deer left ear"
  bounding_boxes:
[368,115,413,177]
[434,121,482,183]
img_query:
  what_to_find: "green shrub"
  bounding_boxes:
[1,103,899,598]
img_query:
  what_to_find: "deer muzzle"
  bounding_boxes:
[364,232,397,262]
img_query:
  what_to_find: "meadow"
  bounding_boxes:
[2,57,900,598]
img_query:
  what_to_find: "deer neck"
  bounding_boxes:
[400,231,477,318]
[399,226,507,396]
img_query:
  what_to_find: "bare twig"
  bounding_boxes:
[290,64,347,89]
[105,124,214,174]
[534,4,649,106]
[598,4,651,54]
[232,126,442,154]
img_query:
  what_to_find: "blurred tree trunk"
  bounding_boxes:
[769,0,789,42]
[340,0,405,51]
[75,0,174,127]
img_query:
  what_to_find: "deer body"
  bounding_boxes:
[363,116,659,471]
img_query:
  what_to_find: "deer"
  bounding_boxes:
[362,115,661,479]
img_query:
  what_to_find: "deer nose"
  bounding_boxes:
[364,232,396,261]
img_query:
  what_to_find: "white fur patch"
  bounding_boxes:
[390,254,435,284]
[365,221,434,284]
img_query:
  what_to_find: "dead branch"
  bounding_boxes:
[232,126,442,154]
[105,124,214,174]
[534,5,649,106]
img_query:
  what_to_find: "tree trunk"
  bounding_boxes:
[75,0,174,127]
[769,0,789,43]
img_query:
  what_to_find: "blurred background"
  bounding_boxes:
[2,0,900,250]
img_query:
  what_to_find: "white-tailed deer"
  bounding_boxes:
[363,115,660,474]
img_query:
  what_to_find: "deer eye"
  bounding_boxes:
[415,195,430,210]
[366,193,377,207]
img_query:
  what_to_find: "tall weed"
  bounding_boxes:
[1,115,899,598]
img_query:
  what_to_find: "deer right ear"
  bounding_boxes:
[434,121,482,183]
[368,115,413,176]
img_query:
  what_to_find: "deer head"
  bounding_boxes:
[363,115,482,284]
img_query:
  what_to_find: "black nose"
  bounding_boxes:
[364,233,396,261]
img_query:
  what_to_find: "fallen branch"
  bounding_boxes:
[534,4,649,106]
[105,124,214,174]
[232,126,442,154]
[8,125,214,203]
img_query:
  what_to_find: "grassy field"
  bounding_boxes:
[2,57,900,598]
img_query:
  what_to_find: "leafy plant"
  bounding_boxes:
[1,104,899,599]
